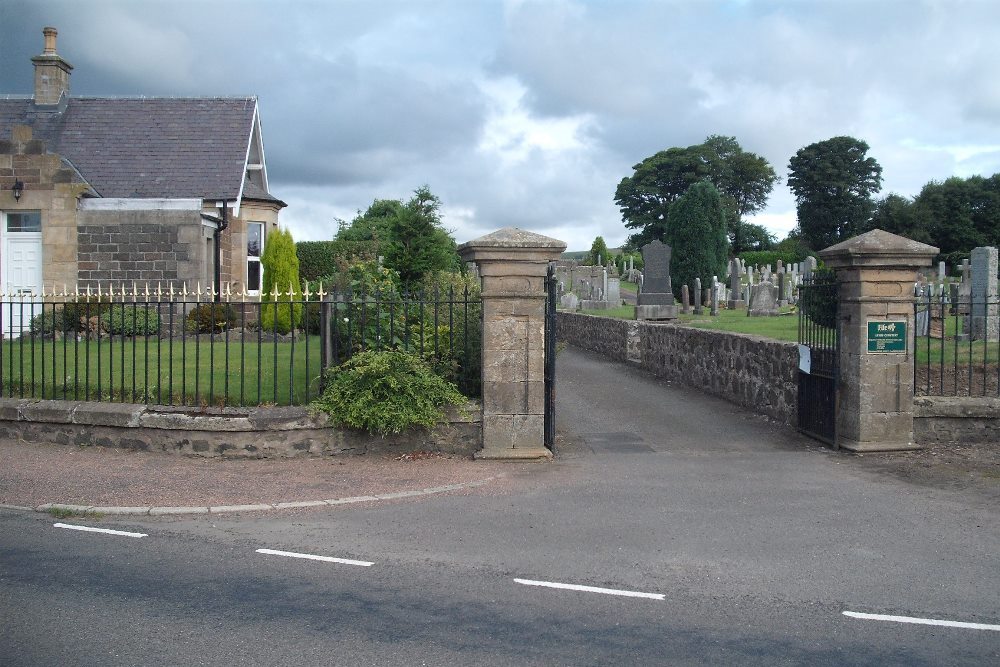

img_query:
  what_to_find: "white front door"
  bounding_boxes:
[1,212,44,337]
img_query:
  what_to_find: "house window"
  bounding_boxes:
[6,211,42,233]
[247,222,265,293]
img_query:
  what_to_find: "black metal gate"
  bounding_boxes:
[797,272,839,446]
[544,264,557,450]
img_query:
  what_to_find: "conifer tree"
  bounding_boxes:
[667,181,729,298]
[260,227,303,334]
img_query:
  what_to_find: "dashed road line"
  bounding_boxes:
[843,611,1000,632]
[256,548,374,567]
[53,523,147,538]
[514,578,664,600]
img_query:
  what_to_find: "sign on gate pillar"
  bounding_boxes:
[458,228,566,460]
[819,229,937,452]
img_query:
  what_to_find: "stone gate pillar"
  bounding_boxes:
[458,228,566,459]
[819,229,937,452]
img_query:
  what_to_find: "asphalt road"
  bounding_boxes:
[2,347,998,665]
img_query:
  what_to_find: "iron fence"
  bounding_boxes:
[914,289,1000,396]
[0,282,481,407]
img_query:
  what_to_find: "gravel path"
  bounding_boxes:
[0,440,514,508]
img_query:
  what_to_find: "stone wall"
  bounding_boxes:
[640,324,799,425]
[557,312,799,425]
[76,210,197,286]
[0,399,481,458]
[914,396,1000,446]
[556,312,631,362]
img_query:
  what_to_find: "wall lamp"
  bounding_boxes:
[11,179,24,202]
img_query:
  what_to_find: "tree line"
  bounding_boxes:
[615,134,1000,293]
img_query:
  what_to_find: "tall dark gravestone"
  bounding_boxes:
[636,240,678,320]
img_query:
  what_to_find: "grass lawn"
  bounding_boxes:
[0,336,324,406]
[678,307,799,342]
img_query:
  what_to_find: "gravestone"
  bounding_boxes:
[748,281,778,317]
[635,240,678,320]
[777,271,787,307]
[970,246,999,341]
[710,284,719,316]
[726,257,747,310]
[560,292,579,310]
[692,277,703,315]
[938,260,946,281]
[681,284,691,315]
[606,274,621,305]
[804,256,817,277]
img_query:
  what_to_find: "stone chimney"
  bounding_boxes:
[32,27,73,106]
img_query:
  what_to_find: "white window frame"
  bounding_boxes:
[247,221,265,295]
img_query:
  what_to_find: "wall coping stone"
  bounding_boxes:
[914,396,1000,419]
[0,398,479,432]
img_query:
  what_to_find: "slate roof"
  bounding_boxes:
[0,96,261,200]
[241,176,285,206]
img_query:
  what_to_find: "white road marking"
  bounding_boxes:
[843,611,1000,632]
[514,578,664,601]
[53,523,147,538]
[256,548,374,567]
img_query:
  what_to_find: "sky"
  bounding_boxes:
[2,0,999,251]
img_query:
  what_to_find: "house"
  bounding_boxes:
[0,27,285,330]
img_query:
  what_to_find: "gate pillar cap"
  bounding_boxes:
[458,227,566,264]
[818,229,938,270]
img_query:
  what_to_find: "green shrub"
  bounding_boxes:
[296,241,340,282]
[261,227,303,334]
[185,303,238,333]
[105,305,161,335]
[738,250,803,269]
[311,350,465,435]
[28,308,61,336]
[800,267,838,329]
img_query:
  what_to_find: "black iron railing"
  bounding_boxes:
[797,273,839,445]
[0,283,481,407]
[914,288,1000,396]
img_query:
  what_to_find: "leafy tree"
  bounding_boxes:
[667,182,729,298]
[616,146,708,248]
[589,236,609,265]
[616,136,777,254]
[336,186,458,289]
[700,135,779,253]
[736,222,776,251]
[260,227,303,334]
[787,136,883,249]
[774,230,813,262]
[865,193,932,244]
[382,186,459,287]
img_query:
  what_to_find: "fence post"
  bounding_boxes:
[458,227,566,459]
[818,229,937,451]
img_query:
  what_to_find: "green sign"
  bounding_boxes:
[867,320,907,353]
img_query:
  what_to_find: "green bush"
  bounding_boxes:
[185,303,238,333]
[737,250,802,270]
[800,267,838,329]
[296,241,340,282]
[28,308,61,336]
[311,350,465,435]
[261,227,303,334]
[105,305,161,335]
